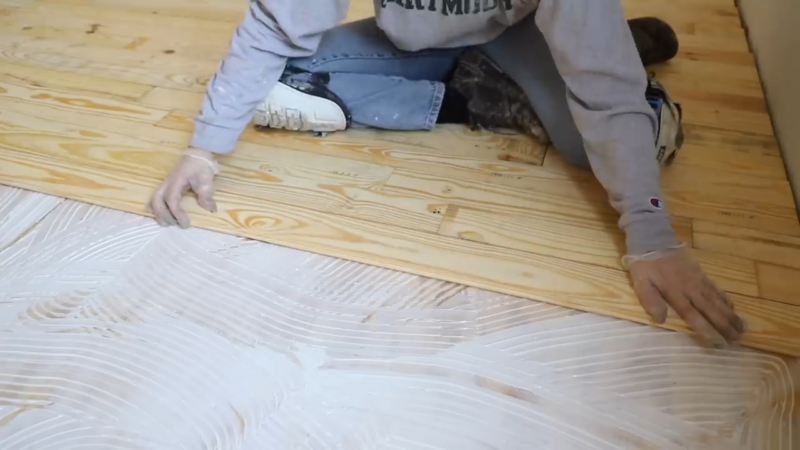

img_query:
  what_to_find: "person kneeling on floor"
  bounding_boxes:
[150,0,746,349]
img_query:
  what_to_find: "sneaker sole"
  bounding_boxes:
[254,82,347,132]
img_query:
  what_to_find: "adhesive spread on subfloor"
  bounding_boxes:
[0,186,797,449]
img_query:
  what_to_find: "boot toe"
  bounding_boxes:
[630,17,680,66]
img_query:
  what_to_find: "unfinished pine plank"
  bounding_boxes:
[683,122,781,152]
[0,31,214,91]
[0,80,169,123]
[0,100,447,233]
[3,75,549,190]
[672,125,786,178]
[672,143,787,179]
[138,86,204,112]
[42,0,744,35]
[726,294,800,356]
[687,249,759,297]
[672,98,774,135]
[4,2,240,58]
[438,204,625,268]
[694,220,800,270]
[653,59,766,100]
[156,108,546,166]
[675,34,754,65]
[543,151,800,237]
[437,205,757,296]
[1,144,797,356]
[757,263,800,307]
[156,110,549,179]
[39,0,249,23]
[382,168,615,222]
[0,61,151,100]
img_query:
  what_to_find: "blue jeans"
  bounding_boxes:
[287,14,590,169]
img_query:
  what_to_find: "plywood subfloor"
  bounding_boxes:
[0,0,799,355]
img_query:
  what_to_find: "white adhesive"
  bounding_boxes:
[0,186,796,449]
[0,188,63,252]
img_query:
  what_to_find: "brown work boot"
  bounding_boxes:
[629,17,680,67]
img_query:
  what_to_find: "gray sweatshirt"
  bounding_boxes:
[190,0,679,257]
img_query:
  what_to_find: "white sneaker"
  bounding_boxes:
[646,77,684,165]
[253,79,350,133]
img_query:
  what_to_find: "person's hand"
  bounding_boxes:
[149,147,219,228]
[625,247,746,348]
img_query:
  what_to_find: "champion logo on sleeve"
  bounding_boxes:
[649,197,664,209]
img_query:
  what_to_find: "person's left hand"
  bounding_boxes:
[149,148,219,228]
[626,247,746,348]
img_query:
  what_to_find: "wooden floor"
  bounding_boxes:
[0,0,799,355]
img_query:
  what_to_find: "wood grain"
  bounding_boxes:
[0,98,448,233]
[694,221,800,270]
[0,0,799,357]
[437,205,756,296]
[0,61,151,100]
[543,151,800,237]
[157,110,550,181]
[0,80,169,123]
[757,263,800,307]
[39,0,249,23]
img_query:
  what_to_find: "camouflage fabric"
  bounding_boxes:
[447,48,551,144]
[447,16,679,145]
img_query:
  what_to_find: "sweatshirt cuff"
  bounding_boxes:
[189,119,242,155]
[623,213,680,257]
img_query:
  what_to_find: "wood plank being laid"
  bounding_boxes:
[156,110,549,181]
[6,86,546,194]
[726,294,800,356]
[0,103,446,233]
[157,109,546,166]
[437,205,757,296]
[2,76,549,191]
[687,249,759,297]
[757,263,800,307]
[1,145,797,356]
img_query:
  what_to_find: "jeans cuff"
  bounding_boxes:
[424,81,445,130]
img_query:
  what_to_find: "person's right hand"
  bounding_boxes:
[626,247,746,348]
[149,147,219,228]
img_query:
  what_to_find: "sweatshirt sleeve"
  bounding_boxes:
[533,0,680,257]
[190,0,349,155]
